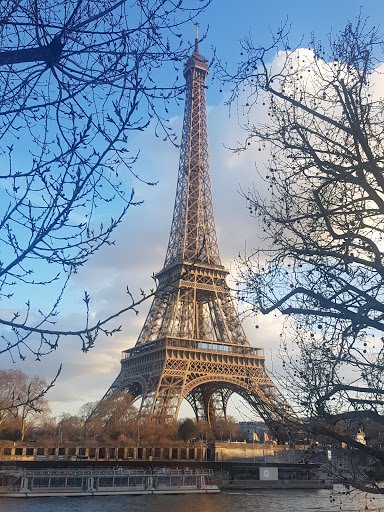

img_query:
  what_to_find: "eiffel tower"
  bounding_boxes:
[101,29,297,439]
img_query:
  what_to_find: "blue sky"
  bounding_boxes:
[192,1,383,101]
[3,0,384,421]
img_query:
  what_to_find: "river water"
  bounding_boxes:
[1,489,384,512]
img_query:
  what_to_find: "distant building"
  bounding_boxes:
[239,422,272,442]
[356,428,366,445]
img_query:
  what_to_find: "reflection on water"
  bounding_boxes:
[1,489,384,512]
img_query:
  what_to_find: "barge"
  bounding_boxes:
[0,466,219,497]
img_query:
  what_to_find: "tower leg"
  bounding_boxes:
[207,389,233,423]
[140,374,187,422]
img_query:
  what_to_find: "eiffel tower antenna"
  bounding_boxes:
[195,22,199,52]
[96,31,299,439]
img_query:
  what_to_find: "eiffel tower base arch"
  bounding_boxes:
[102,337,297,442]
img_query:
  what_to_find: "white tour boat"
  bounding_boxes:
[0,466,219,498]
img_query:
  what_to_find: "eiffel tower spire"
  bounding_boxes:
[97,34,298,438]
[164,24,220,268]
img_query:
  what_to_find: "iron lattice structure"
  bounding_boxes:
[101,36,298,439]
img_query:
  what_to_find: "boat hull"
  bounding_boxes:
[1,487,220,498]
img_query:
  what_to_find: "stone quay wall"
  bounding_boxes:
[0,441,310,464]
[0,441,208,462]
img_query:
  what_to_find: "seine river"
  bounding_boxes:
[1,489,384,512]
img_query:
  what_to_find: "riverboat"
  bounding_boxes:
[0,466,219,497]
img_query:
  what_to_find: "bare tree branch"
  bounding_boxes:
[221,16,384,490]
[0,0,210,361]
